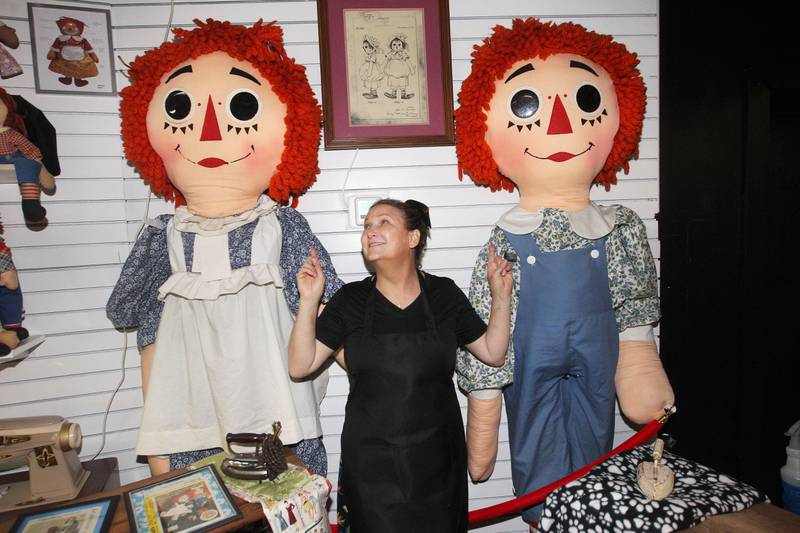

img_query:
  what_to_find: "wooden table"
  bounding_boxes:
[0,458,119,524]
[1,453,306,532]
[685,502,800,532]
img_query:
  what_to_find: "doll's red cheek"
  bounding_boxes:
[489,132,526,170]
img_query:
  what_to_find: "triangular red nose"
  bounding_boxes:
[200,95,222,141]
[547,95,573,135]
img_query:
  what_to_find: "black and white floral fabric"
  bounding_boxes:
[539,445,768,532]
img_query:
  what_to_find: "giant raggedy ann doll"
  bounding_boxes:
[455,18,675,525]
[108,19,341,475]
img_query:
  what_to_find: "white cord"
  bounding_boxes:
[91,0,173,461]
[341,148,359,194]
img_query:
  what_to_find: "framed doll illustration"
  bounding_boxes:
[317,0,454,149]
[27,3,116,95]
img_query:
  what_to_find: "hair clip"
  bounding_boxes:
[404,199,431,229]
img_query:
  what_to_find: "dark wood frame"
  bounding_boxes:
[9,495,119,533]
[317,0,454,150]
[123,465,241,533]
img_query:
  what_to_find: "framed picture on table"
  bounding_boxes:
[9,495,119,533]
[317,0,454,149]
[124,465,241,533]
[27,3,116,95]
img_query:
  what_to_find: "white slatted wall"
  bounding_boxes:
[0,1,658,530]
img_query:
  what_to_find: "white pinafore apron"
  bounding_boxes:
[136,196,326,456]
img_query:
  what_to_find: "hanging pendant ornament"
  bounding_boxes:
[637,438,675,500]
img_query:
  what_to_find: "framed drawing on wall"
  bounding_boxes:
[27,3,116,96]
[317,0,454,149]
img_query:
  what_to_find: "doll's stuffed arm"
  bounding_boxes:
[278,207,344,315]
[467,388,502,481]
[617,327,674,424]
[612,208,674,423]
[457,229,516,481]
[106,215,171,350]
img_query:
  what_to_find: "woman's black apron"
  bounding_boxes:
[337,273,467,532]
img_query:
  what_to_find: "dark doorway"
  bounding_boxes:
[660,4,800,505]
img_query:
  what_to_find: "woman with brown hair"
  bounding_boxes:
[289,199,512,532]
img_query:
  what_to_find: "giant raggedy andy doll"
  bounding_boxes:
[455,18,674,524]
[107,19,341,475]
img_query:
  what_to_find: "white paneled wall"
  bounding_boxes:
[0,1,658,530]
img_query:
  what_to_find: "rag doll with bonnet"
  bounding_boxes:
[455,18,674,526]
[47,17,99,87]
[107,19,342,475]
[0,224,29,355]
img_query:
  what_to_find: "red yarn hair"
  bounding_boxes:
[455,18,646,192]
[120,19,322,207]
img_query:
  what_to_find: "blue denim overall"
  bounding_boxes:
[502,230,618,523]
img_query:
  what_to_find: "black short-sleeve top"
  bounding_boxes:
[316,273,487,353]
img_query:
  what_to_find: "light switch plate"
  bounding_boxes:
[350,196,382,227]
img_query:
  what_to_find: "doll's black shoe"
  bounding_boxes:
[75,78,89,87]
[401,92,415,99]
[21,199,47,222]
[58,76,72,85]
[10,327,29,341]
[384,91,397,99]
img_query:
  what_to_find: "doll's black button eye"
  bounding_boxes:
[164,90,192,121]
[229,90,259,121]
[576,84,601,113]
[510,89,539,119]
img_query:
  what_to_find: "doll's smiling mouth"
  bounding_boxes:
[524,142,594,163]
[175,145,254,167]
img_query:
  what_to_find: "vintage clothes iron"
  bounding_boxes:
[221,422,288,481]
[637,437,675,500]
[0,416,89,511]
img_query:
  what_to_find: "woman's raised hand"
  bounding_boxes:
[297,247,326,303]
[487,244,512,302]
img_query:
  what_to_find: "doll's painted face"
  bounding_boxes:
[60,22,81,36]
[484,53,620,201]
[363,41,375,54]
[390,39,404,52]
[145,51,287,217]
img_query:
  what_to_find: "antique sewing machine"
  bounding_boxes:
[0,416,89,511]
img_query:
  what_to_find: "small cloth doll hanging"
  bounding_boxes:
[0,20,23,79]
[0,223,29,355]
[107,19,342,477]
[0,88,51,223]
[47,17,99,87]
[454,18,675,526]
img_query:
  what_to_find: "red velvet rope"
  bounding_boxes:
[468,417,668,526]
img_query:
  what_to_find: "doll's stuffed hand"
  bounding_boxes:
[467,389,502,482]
[0,269,19,291]
[297,247,325,304]
[616,339,675,424]
[39,166,56,195]
[46,50,58,61]
[487,244,512,304]
[89,52,99,63]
